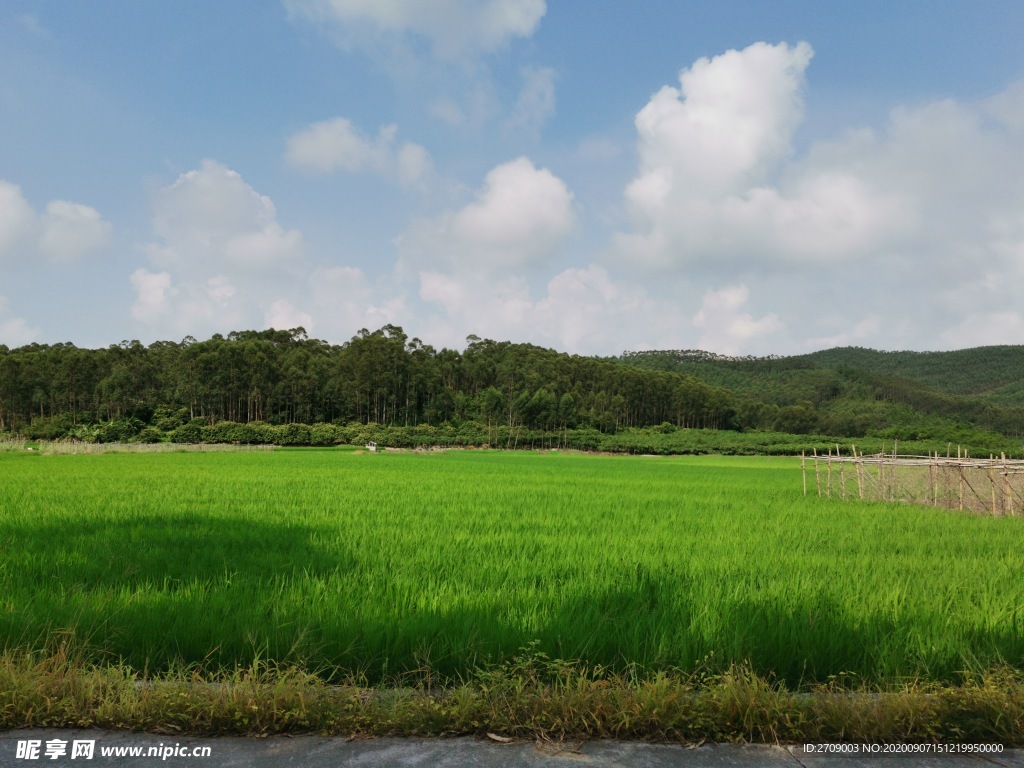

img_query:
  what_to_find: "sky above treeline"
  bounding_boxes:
[3,1,1024,356]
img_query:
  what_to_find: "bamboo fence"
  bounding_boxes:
[802,443,1024,516]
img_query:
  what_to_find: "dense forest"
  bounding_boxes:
[799,346,1024,397]
[620,347,1024,439]
[2,327,1022,446]
[0,326,738,439]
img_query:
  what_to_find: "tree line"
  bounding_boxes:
[5,327,1021,445]
[0,326,741,439]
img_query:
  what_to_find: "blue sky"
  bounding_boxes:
[3,1,1024,355]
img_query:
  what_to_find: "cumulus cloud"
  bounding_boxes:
[129,269,173,322]
[284,0,546,61]
[304,265,411,341]
[0,180,111,263]
[285,118,432,186]
[418,270,532,342]
[691,285,784,356]
[0,296,41,348]
[127,160,423,344]
[148,160,304,271]
[416,264,693,355]
[401,156,575,272]
[633,41,813,199]
[265,299,314,332]
[941,312,1024,349]
[130,161,308,338]
[128,267,248,335]
[776,86,1024,349]
[38,201,113,262]
[606,41,1024,353]
[113,48,1024,357]
[984,80,1024,134]
[451,158,574,264]
[616,41,914,268]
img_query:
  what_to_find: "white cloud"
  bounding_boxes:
[632,41,813,199]
[607,43,1024,354]
[428,84,504,130]
[285,118,432,186]
[149,160,304,271]
[616,41,915,268]
[532,266,678,353]
[402,157,575,272]
[984,80,1024,134]
[265,299,314,331]
[397,144,433,188]
[127,161,423,344]
[0,182,35,257]
[38,201,113,262]
[129,269,173,322]
[129,161,308,338]
[429,98,467,127]
[285,118,375,174]
[505,66,556,139]
[128,268,248,335]
[110,46,1024,357]
[284,0,546,61]
[308,266,409,338]
[206,276,236,303]
[0,180,111,263]
[416,265,693,355]
[940,312,1024,349]
[692,285,784,356]
[617,45,1024,277]
[805,315,882,351]
[0,296,41,348]
[451,158,574,264]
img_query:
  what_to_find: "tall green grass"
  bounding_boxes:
[35,441,274,454]
[1,450,1022,686]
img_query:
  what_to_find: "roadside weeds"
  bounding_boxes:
[2,641,1023,745]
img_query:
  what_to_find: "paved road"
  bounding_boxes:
[2,730,1020,767]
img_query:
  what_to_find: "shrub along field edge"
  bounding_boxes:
[2,642,1023,743]
[3,420,1022,458]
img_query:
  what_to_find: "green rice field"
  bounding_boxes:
[1,449,1022,686]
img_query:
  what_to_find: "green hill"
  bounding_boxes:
[619,346,1024,439]
[797,346,1024,397]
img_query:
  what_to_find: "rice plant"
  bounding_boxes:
[1,450,1022,687]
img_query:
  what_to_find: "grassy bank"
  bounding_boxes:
[3,643,1023,743]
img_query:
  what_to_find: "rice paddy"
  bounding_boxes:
[1,449,1022,687]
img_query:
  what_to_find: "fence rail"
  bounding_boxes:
[802,443,1024,516]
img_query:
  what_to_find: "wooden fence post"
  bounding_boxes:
[852,445,863,499]
[802,451,807,497]
[826,447,832,499]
